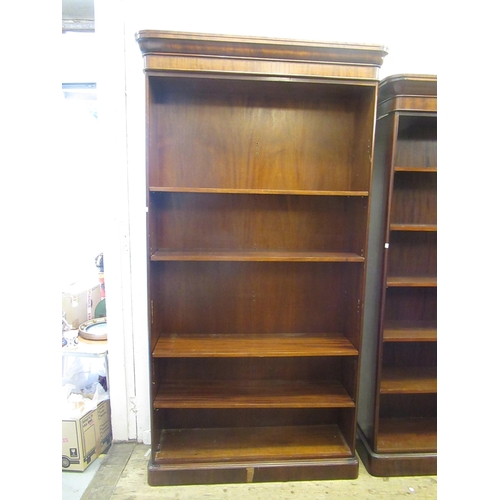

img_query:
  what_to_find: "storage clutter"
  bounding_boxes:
[62,351,111,471]
[62,278,110,472]
[62,280,101,331]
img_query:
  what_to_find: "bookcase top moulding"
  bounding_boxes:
[378,73,437,115]
[135,30,388,81]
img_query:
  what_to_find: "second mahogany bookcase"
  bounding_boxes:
[357,74,437,476]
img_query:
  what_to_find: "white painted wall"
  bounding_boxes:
[90,0,440,443]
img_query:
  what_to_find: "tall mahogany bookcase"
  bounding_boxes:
[357,74,437,476]
[136,30,387,486]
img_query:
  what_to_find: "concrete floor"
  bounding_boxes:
[66,442,437,499]
[63,455,105,500]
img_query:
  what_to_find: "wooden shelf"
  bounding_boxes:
[380,367,437,394]
[150,186,369,197]
[155,425,352,465]
[376,418,437,454]
[151,250,365,262]
[153,333,358,358]
[383,321,437,342]
[389,224,437,232]
[386,276,437,287]
[394,167,437,173]
[154,380,355,409]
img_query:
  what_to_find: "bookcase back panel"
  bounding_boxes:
[379,394,437,419]
[382,342,437,368]
[387,231,437,278]
[150,192,367,255]
[149,78,374,192]
[383,288,437,323]
[390,172,437,225]
[150,261,362,338]
[395,115,437,169]
[160,408,351,430]
[159,357,342,382]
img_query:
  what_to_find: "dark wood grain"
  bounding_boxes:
[382,341,436,369]
[383,287,437,323]
[148,78,375,192]
[390,171,437,226]
[395,115,437,169]
[387,231,437,280]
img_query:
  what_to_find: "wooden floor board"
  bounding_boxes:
[80,443,134,500]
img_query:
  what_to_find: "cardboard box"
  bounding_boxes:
[62,399,112,471]
[62,282,102,329]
